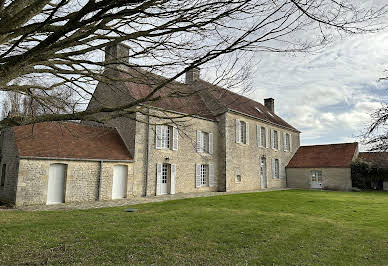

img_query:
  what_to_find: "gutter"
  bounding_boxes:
[97,160,103,200]
[19,156,133,163]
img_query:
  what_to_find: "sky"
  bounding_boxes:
[250,30,388,150]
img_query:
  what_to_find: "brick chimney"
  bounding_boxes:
[105,42,130,70]
[185,68,200,84]
[264,98,274,113]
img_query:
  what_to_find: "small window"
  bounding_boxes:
[274,159,279,179]
[161,125,171,149]
[200,164,208,185]
[260,126,266,147]
[240,121,247,144]
[311,170,322,182]
[0,164,5,187]
[236,174,242,183]
[272,130,279,150]
[255,107,262,113]
[201,132,209,153]
[235,168,242,183]
[285,133,291,151]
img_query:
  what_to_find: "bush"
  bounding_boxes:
[351,159,384,190]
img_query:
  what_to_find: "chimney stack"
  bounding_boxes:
[185,68,200,84]
[105,42,130,70]
[264,98,274,113]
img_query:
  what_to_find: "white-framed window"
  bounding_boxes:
[283,132,292,152]
[271,129,280,150]
[200,164,207,185]
[156,125,178,150]
[236,119,249,145]
[196,130,213,154]
[195,163,214,188]
[257,125,267,148]
[311,170,322,182]
[273,159,280,179]
[162,164,169,184]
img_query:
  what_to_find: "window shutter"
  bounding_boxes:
[196,130,202,152]
[265,127,269,148]
[172,126,178,151]
[195,164,201,188]
[209,133,213,154]
[289,134,293,152]
[156,163,162,195]
[235,119,241,143]
[155,125,162,149]
[257,125,261,147]
[271,129,275,149]
[272,159,276,178]
[277,131,280,151]
[246,122,249,145]
[283,132,287,151]
[170,164,176,194]
[209,164,214,187]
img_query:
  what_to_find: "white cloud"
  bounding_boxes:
[252,30,388,146]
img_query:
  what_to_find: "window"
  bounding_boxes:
[235,168,242,183]
[196,163,214,188]
[311,170,322,182]
[260,126,266,147]
[200,164,207,185]
[0,164,5,187]
[156,125,178,150]
[273,159,279,179]
[283,132,292,152]
[162,164,169,184]
[236,119,249,144]
[271,129,279,150]
[196,130,213,154]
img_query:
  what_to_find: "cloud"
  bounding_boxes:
[252,30,388,146]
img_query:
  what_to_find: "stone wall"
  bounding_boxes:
[0,128,20,204]
[138,110,220,195]
[15,159,133,206]
[225,112,300,192]
[286,167,352,191]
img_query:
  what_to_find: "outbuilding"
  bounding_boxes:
[286,143,358,191]
[0,122,133,206]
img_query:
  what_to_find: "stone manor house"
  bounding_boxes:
[0,43,302,205]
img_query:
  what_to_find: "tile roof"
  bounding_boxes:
[91,67,299,130]
[287,142,358,168]
[12,122,132,161]
[359,152,388,170]
[189,80,299,132]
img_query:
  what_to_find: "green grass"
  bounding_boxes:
[1,190,388,265]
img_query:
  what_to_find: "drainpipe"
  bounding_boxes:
[144,109,150,196]
[97,160,103,200]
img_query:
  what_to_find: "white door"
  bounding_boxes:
[112,165,128,199]
[311,170,322,189]
[47,164,67,205]
[260,157,267,189]
[161,164,169,195]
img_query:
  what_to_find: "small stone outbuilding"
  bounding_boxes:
[0,122,133,206]
[286,143,358,191]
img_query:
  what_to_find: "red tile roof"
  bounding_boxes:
[190,80,299,132]
[359,152,388,170]
[287,143,358,168]
[13,122,132,161]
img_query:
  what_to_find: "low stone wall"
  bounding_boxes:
[15,159,133,206]
[286,167,352,191]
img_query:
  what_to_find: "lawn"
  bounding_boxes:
[1,190,388,265]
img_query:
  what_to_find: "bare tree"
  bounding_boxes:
[0,0,386,127]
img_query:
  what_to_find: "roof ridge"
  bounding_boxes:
[300,142,358,147]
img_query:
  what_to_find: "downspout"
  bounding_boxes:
[144,109,150,196]
[97,160,103,200]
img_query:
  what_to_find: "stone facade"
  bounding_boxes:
[104,108,300,197]
[286,167,352,191]
[14,159,133,206]
[224,112,299,192]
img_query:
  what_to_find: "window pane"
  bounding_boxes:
[261,127,266,147]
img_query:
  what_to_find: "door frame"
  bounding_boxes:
[112,165,128,199]
[46,163,67,205]
[260,156,267,189]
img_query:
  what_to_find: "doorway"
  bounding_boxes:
[112,165,128,199]
[47,164,67,205]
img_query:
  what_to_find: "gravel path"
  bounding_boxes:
[3,188,289,212]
